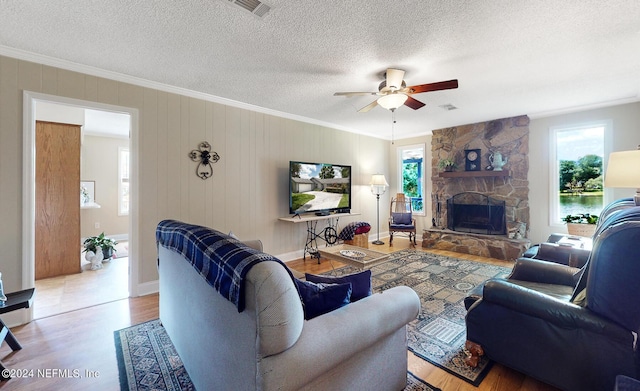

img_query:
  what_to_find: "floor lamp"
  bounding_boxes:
[370,174,389,245]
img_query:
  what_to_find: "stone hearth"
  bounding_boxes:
[422,228,531,261]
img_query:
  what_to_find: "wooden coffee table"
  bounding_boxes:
[319,244,390,270]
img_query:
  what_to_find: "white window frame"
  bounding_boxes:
[397,143,426,216]
[548,120,612,227]
[118,147,130,216]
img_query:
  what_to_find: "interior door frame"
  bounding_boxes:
[22,91,139,321]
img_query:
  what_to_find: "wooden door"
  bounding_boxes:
[35,121,81,279]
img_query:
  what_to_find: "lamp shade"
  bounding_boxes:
[377,93,408,110]
[604,150,640,188]
[370,174,389,195]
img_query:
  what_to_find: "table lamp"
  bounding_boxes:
[604,146,640,206]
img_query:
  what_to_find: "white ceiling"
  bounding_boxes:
[2,0,639,141]
[84,109,130,138]
[36,102,130,138]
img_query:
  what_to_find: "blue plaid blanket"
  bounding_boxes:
[338,222,371,240]
[156,220,293,312]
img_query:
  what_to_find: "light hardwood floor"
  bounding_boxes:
[0,238,559,390]
[33,257,129,319]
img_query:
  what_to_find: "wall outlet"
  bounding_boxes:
[94,222,100,229]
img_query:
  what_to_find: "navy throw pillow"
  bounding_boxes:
[294,279,352,320]
[305,270,372,302]
[391,212,412,225]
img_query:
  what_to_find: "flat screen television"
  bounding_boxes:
[289,161,351,216]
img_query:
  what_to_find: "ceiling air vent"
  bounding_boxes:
[439,104,458,111]
[227,0,271,17]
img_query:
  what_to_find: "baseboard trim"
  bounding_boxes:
[135,280,158,297]
[0,310,30,328]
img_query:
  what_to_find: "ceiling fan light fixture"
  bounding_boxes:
[377,93,408,110]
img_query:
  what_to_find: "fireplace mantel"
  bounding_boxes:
[438,170,511,178]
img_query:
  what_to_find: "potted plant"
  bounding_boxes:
[438,158,457,172]
[561,213,598,237]
[83,232,118,261]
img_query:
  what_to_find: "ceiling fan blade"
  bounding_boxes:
[404,96,426,110]
[385,68,405,90]
[334,91,378,97]
[408,79,458,94]
[358,100,378,113]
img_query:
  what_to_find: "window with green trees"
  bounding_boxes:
[552,124,606,223]
[398,144,425,214]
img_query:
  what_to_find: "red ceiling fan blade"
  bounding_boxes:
[408,79,458,94]
[358,100,378,112]
[404,96,426,110]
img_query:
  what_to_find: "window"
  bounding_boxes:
[550,123,608,224]
[398,144,425,215]
[118,147,129,216]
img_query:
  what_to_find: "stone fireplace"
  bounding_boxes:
[422,115,531,260]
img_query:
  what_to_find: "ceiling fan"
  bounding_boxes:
[334,68,458,112]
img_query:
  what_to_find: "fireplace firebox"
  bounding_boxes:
[447,192,506,235]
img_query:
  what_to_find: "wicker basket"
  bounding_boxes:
[344,232,369,248]
[566,223,596,238]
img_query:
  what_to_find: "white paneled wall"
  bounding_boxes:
[4,54,639,296]
[0,55,388,293]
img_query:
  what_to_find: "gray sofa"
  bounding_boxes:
[157,220,421,391]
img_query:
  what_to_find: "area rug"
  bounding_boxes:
[114,319,441,391]
[325,249,512,386]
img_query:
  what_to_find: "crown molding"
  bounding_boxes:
[0,45,384,140]
[528,96,640,119]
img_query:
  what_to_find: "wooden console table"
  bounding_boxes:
[279,212,360,262]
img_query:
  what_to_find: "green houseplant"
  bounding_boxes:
[561,213,598,237]
[83,232,118,260]
[438,158,457,172]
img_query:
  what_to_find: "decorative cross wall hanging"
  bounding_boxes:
[189,141,220,180]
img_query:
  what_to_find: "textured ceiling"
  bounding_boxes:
[1,0,639,140]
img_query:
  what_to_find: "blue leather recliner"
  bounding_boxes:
[464,205,640,391]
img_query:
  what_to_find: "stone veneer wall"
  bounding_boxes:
[424,115,530,260]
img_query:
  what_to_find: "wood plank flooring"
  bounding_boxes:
[0,238,559,390]
[33,257,129,319]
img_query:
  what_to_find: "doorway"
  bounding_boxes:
[23,91,139,321]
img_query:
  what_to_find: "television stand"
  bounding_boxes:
[279,212,361,263]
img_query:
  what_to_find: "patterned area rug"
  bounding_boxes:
[325,249,513,386]
[114,319,441,391]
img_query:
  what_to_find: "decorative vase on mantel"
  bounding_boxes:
[489,151,508,171]
[438,159,457,172]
